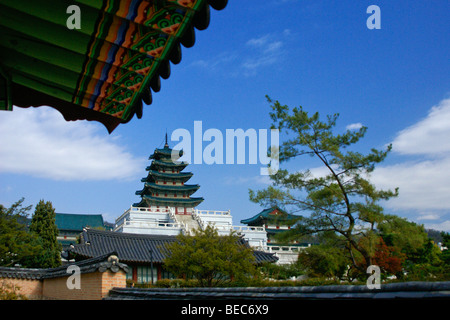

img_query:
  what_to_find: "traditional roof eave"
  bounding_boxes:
[0,0,228,133]
[148,160,189,170]
[64,229,278,265]
[138,195,204,207]
[142,170,194,181]
[55,213,105,232]
[240,206,302,226]
[136,182,200,194]
[0,251,128,280]
[150,147,184,160]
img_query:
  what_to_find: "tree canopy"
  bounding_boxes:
[0,198,42,267]
[250,97,450,281]
[29,200,61,268]
[163,225,256,287]
[250,97,399,273]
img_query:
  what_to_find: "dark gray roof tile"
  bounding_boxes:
[66,229,278,264]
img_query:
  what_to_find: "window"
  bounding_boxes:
[137,265,157,284]
[126,266,133,281]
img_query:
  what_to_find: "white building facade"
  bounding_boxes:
[114,206,268,249]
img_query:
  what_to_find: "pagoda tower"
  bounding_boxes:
[133,134,203,214]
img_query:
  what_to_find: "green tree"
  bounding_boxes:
[163,225,256,287]
[378,215,428,261]
[28,200,61,268]
[250,97,398,273]
[297,244,349,279]
[0,198,43,267]
[440,232,450,265]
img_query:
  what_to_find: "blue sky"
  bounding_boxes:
[1,0,450,232]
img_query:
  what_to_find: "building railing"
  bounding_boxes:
[114,220,184,232]
[115,207,266,239]
[231,225,265,233]
[195,221,265,234]
[194,209,231,216]
[266,225,290,230]
[115,206,172,227]
[262,245,310,253]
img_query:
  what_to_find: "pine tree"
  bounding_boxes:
[29,200,61,268]
[250,96,398,273]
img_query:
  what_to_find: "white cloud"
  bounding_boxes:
[0,107,144,181]
[424,220,450,233]
[417,213,441,221]
[192,33,288,77]
[392,98,450,155]
[369,97,450,231]
[190,52,238,71]
[242,34,285,75]
[371,158,450,211]
[346,122,363,130]
[246,34,271,47]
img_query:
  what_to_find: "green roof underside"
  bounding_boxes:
[0,0,227,133]
[55,213,104,232]
[240,207,301,226]
[150,145,184,161]
[148,159,188,170]
[142,170,193,182]
[136,182,200,195]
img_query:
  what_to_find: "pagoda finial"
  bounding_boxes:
[164,131,169,148]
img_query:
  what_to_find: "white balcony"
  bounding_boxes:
[114,207,268,248]
[114,220,184,236]
[194,209,231,216]
[192,209,233,228]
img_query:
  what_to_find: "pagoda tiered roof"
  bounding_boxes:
[150,146,184,160]
[135,138,203,208]
[136,182,200,194]
[141,170,194,182]
[134,195,204,207]
[147,159,189,171]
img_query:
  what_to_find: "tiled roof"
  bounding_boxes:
[0,252,128,280]
[65,229,278,264]
[55,213,105,232]
[66,229,176,263]
[0,267,47,280]
[148,159,188,169]
[240,206,302,226]
[1,0,228,132]
[137,182,200,193]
